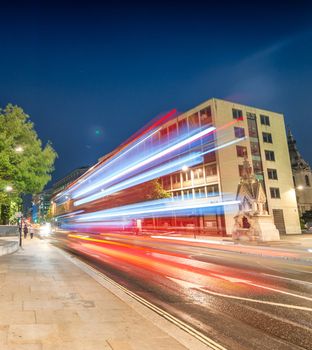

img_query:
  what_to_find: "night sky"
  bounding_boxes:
[1,1,312,185]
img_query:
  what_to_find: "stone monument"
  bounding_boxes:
[232,154,280,241]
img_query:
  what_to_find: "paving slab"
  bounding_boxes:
[0,238,209,350]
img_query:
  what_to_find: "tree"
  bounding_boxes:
[0,104,57,223]
[145,179,171,200]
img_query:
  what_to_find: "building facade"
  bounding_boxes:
[159,98,300,235]
[287,129,312,216]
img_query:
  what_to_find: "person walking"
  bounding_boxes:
[23,224,28,239]
[30,224,34,239]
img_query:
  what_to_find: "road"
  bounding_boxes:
[51,231,312,350]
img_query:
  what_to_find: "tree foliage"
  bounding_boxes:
[145,179,171,200]
[0,104,57,208]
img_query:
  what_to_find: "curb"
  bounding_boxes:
[0,239,19,256]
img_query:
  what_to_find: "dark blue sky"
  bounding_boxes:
[1,1,312,184]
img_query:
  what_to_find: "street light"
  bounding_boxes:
[5,185,13,192]
[297,185,304,190]
[15,146,24,153]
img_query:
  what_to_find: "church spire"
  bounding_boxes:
[287,128,310,170]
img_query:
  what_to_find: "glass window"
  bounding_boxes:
[178,118,188,134]
[268,168,278,180]
[207,184,219,196]
[182,170,191,182]
[205,164,217,176]
[270,187,280,198]
[204,152,216,163]
[238,165,244,177]
[160,128,168,141]
[236,145,247,157]
[232,108,243,120]
[265,150,275,161]
[168,124,177,138]
[250,141,260,156]
[200,106,212,126]
[305,175,311,187]
[234,127,245,138]
[263,132,273,143]
[172,173,181,184]
[188,113,200,129]
[253,160,262,174]
[260,115,270,126]
[183,189,193,199]
[193,168,204,181]
[162,176,171,188]
[247,114,258,138]
[194,187,206,198]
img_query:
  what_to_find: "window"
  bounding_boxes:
[193,168,204,181]
[265,150,275,161]
[205,164,217,176]
[172,173,180,184]
[168,124,177,138]
[260,115,270,126]
[305,175,311,187]
[270,187,280,198]
[238,165,244,177]
[263,132,273,143]
[234,127,245,138]
[162,176,171,188]
[236,145,247,157]
[183,189,193,200]
[160,128,168,141]
[207,184,219,196]
[253,160,262,174]
[188,113,200,129]
[204,151,216,163]
[178,118,187,133]
[250,141,260,156]
[182,170,191,182]
[293,176,296,187]
[232,108,243,120]
[200,106,212,125]
[173,191,181,199]
[268,169,278,180]
[194,187,206,198]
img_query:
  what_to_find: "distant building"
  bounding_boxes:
[52,166,89,196]
[32,166,89,223]
[287,129,312,215]
[32,188,53,223]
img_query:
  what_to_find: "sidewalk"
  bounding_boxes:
[0,238,207,350]
[0,237,18,256]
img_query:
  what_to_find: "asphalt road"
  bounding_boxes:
[51,231,312,350]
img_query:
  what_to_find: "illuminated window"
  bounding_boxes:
[200,106,212,125]
[172,173,181,184]
[232,108,243,119]
[204,152,216,163]
[182,170,191,182]
[205,164,217,176]
[162,176,171,188]
[270,187,280,198]
[263,132,273,143]
[236,145,247,157]
[160,128,168,141]
[234,127,245,138]
[265,150,275,161]
[260,115,270,126]
[194,187,206,198]
[168,123,177,138]
[238,165,244,177]
[183,189,193,199]
[193,168,204,180]
[188,113,200,129]
[178,118,188,134]
[305,175,311,187]
[250,141,260,156]
[207,184,219,196]
[268,168,278,180]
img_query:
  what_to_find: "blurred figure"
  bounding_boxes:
[29,225,34,239]
[23,224,28,239]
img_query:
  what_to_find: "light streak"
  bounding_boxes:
[72,126,216,199]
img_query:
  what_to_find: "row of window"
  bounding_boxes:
[232,108,271,126]
[163,164,218,188]
[234,126,273,144]
[236,145,275,162]
[172,184,220,199]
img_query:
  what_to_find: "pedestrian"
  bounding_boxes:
[23,224,28,239]
[30,225,34,239]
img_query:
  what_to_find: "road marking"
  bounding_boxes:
[261,273,312,286]
[168,277,312,312]
[212,273,312,302]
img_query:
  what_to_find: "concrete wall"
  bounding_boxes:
[0,225,18,237]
